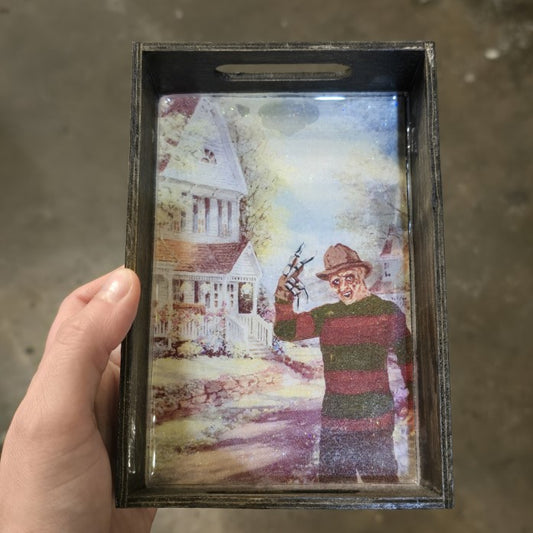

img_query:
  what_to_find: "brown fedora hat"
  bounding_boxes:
[316,243,372,280]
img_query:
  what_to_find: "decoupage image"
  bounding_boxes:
[146,92,417,487]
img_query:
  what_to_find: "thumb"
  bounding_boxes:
[33,268,140,419]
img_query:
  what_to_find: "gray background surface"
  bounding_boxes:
[1,0,532,531]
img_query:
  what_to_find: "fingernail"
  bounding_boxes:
[97,269,133,303]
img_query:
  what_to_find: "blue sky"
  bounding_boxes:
[219,94,406,304]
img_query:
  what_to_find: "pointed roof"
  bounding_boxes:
[155,239,251,274]
[379,225,404,258]
[160,97,248,196]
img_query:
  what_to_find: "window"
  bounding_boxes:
[172,279,185,303]
[179,192,187,232]
[204,198,210,233]
[194,281,200,304]
[213,283,220,308]
[192,196,199,233]
[217,200,223,236]
[154,276,168,305]
[201,148,216,164]
[227,201,232,234]
[227,283,235,309]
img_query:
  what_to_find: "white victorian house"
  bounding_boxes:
[152,97,272,348]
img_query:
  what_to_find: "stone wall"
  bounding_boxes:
[153,367,283,423]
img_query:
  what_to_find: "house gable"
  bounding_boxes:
[160,97,248,197]
[229,242,262,280]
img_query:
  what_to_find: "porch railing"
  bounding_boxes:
[153,320,168,337]
[237,314,273,347]
[153,312,273,347]
[225,314,248,344]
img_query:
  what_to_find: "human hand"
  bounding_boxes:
[0,268,156,533]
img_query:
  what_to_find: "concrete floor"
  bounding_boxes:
[1,0,532,531]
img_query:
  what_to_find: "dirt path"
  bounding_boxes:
[163,401,322,485]
[150,354,415,484]
[219,405,322,483]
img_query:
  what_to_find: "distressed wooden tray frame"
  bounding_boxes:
[116,41,452,509]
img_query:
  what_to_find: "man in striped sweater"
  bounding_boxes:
[274,243,413,483]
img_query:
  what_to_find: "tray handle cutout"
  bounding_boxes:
[215,63,352,81]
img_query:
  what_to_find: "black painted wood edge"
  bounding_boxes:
[115,41,452,509]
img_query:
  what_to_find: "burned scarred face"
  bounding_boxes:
[328,268,369,305]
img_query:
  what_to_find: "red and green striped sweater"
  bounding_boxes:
[274,294,413,432]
